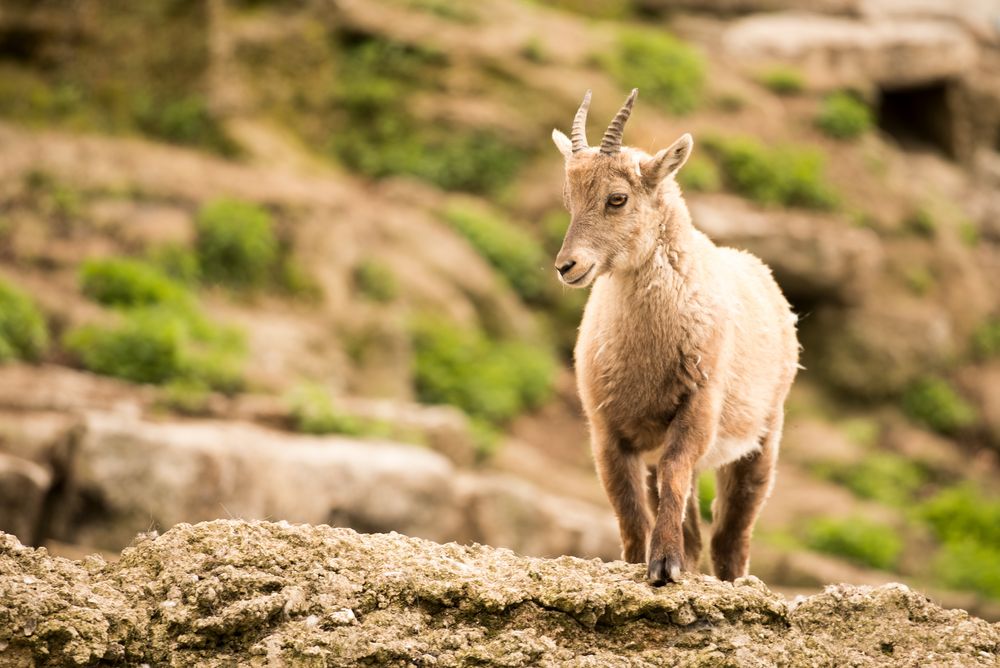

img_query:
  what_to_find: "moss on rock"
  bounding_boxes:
[1,520,998,666]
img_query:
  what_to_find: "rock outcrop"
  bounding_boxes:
[1,520,998,667]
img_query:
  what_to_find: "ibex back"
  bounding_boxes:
[551,90,799,585]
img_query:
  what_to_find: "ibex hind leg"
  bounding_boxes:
[646,466,702,571]
[710,411,782,581]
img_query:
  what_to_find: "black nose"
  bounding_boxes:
[557,260,576,277]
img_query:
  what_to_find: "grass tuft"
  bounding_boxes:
[0,280,49,363]
[603,28,704,115]
[703,135,837,209]
[816,92,872,140]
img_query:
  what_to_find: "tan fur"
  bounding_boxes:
[552,103,799,585]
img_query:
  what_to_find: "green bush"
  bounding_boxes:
[80,258,188,308]
[195,199,278,289]
[148,244,201,284]
[698,472,715,522]
[902,208,936,238]
[64,306,244,390]
[288,383,366,436]
[919,485,1000,548]
[903,266,934,296]
[757,67,804,96]
[534,0,630,19]
[520,37,548,64]
[813,453,928,507]
[24,170,83,221]
[133,94,239,156]
[328,36,525,194]
[920,485,1000,598]
[411,316,556,424]
[804,516,902,570]
[702,135,837,210]
[816,92,872,140]
[603,29,705,115]
[353,259,398,303]
[442,204,548,302]
[934,540,1000,599]
[0,280,48,362]
[159,378,212,416]
[678,156,721,193]
[972,318,1000,360]
[901,377,977,435]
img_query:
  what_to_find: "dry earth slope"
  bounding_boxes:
[1,520,998,667]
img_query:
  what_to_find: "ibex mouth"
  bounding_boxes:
[563,265,594,287]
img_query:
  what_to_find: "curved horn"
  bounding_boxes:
[599,88,638,154]
[571,89,592,153]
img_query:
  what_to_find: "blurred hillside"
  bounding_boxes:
[1,0,999,619]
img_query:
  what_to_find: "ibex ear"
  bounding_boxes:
[640,133,693,189]
[552,129,573,159]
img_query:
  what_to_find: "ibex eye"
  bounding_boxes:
[607,193,628,208]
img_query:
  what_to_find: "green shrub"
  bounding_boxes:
[920,485,1000,598]
[353,259,398,303]
[698,472,715,522]
[328,36,525,194]
[288,383,366,436]
[603,29,705,115]
[80,258,188,308]
[411,316,556,424]
[919,485,1000,547]
[24,170,83,221]
[521,37,548,64]
[0,280,48,362]
[901,377,977,435]
[902,208,936,238]
[816,92,872,140]
[64,306,245,390]
[401,0,479,22]
[159,378,212,416]
[934,540,1000,599]
[702,135,837,210]
[972,318,1000,360]
[442,204,547,302]
[903,266,934,296]
[958,220,980,247]
[757,67,804,96]
[534,0,630,19]
[133,94,239,156]
[813,453,928,507]
[804,517,902,570]
[678,156,721,193]
[148,244,201,284]
[195,199,278,289]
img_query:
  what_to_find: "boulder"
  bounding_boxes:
[458,472,620,561]
[637,0,863,15]
[691,196,883,305]
[724,14,978,91]
[64,412,465,550]
[0,453,50,545]
[1,520,998,666]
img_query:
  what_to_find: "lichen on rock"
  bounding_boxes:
[1,520,998,666]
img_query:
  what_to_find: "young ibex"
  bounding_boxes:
[551,90,799,585]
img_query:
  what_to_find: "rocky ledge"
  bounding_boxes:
[1,520,998,667]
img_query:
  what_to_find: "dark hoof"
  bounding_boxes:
[646,554,683,586]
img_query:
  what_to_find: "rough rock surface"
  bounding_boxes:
[1,520,998,667]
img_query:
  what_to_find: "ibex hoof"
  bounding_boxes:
[646,554,683,586]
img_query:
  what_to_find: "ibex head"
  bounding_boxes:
[551,89,693,288]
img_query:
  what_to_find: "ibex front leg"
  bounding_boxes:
[592,425,652,563]
[648,389,718,585]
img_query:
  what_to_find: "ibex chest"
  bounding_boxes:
[575,279,708,450]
